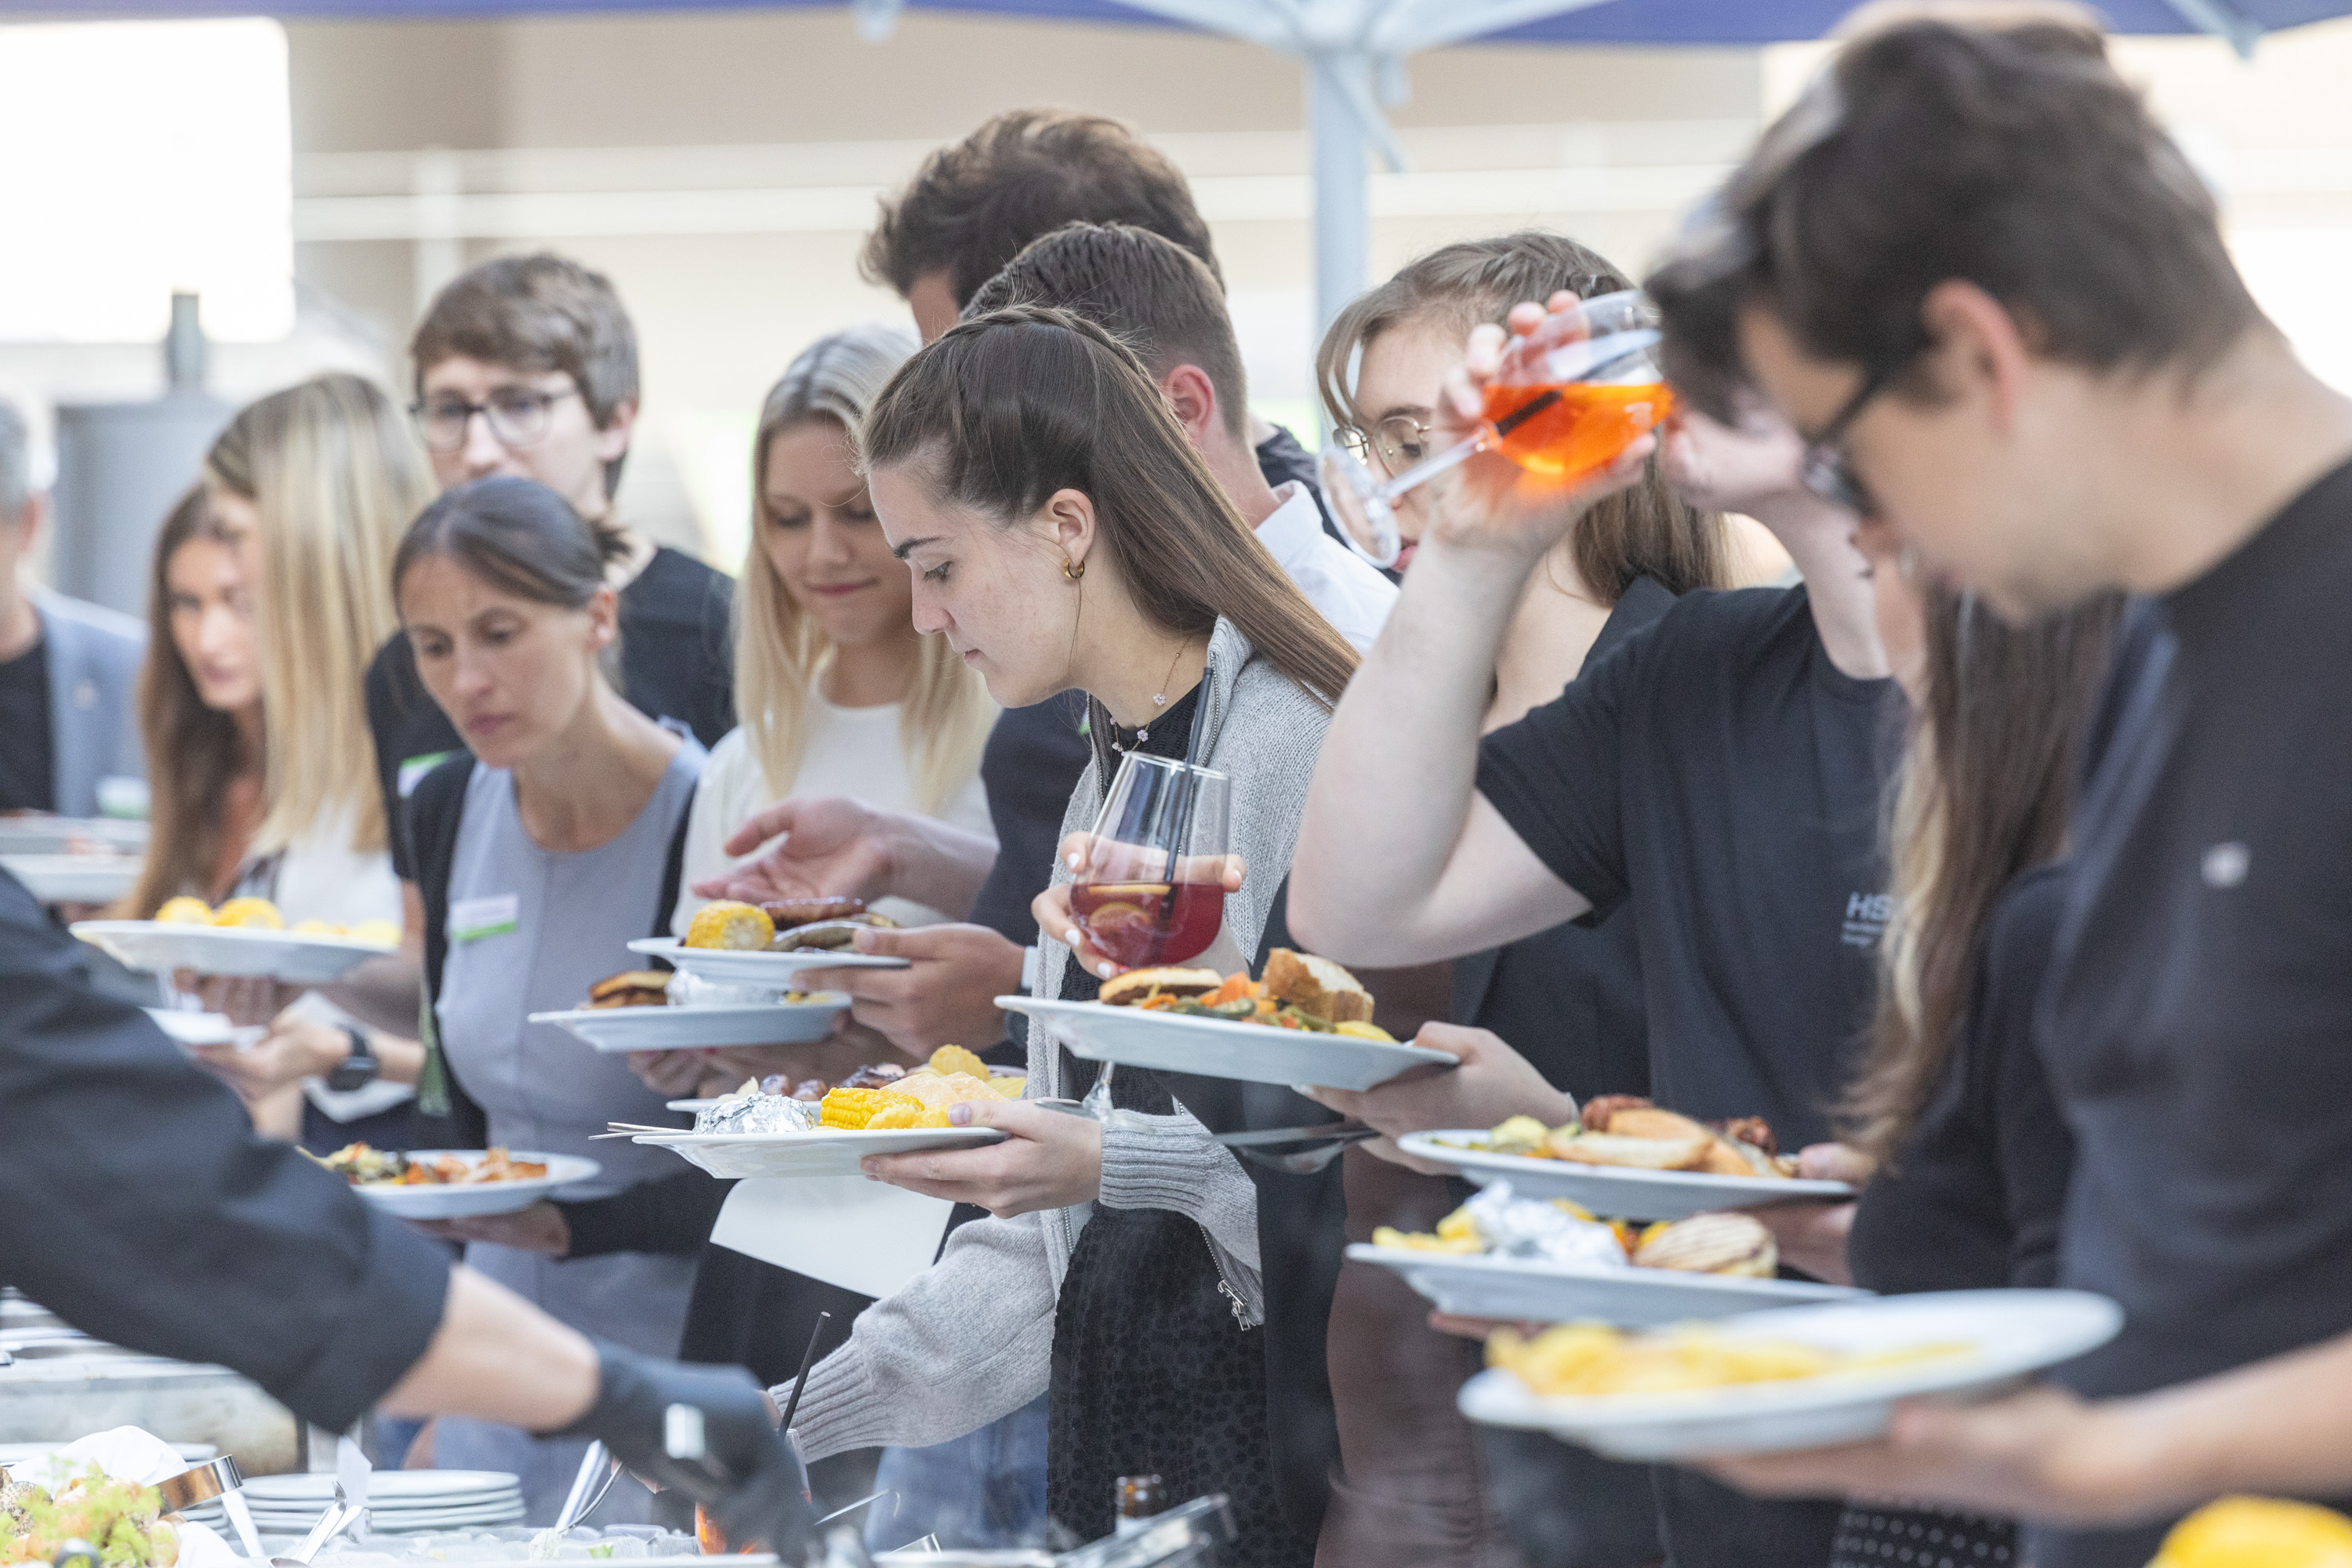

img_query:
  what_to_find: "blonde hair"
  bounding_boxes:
[205,373,434,858]
[739,326,996,816]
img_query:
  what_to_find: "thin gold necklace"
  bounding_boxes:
[1126,637,1192,746]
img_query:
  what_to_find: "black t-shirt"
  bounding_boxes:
[1846,862,2074,1296]
[1475,584,1901,1148]
[0,636,55,813]
[368,543,735,878]
[1451,576,1679,1103]
[2030,458,2352,1568]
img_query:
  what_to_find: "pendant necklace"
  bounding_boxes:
[1126,637,1192,748]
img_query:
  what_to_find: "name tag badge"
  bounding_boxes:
[449,893,520,944]
[398,750,460,798]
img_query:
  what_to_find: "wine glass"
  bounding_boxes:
[1071,753,1232,973]
[1319,289,1676,568]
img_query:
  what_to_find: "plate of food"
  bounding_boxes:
[630,896,910,985]
[634,1046,1017,1178]
[1348,1181,1864,1325]
[1457,1288,2121,1460]
[307,1144,601,1218]
[74,898,401,983]
[1,853,139,905]
[1399,1097,1855,1221]
[998,950,1454,1091]
[530,967,848,1051]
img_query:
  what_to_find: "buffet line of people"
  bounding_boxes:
[7,10,2352,1568]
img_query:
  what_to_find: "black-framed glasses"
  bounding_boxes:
[1334,412,1437,474]
[409,386,582,454]
[1798,356,1911,517]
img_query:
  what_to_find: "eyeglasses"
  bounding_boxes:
[410,386,582,454]
[1798,356,1910,517]
[1334,412,1437,475]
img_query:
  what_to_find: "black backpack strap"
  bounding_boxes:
[408,755,486,1148]
[652,797,695,944]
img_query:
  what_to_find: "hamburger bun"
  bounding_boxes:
[586,970,672,1008]
[1632,1212,1778,1277]
[1098,967,1225,1007]
[1262,949,1375,1025]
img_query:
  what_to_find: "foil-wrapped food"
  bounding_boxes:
[693,1087,823,1134]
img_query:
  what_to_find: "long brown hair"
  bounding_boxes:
[1318,230,1728,601]
[1842,585,2122,1166]
[861,303,1359,707]
[127,488,252,916]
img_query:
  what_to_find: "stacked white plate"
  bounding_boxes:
[241,1471,524,1534]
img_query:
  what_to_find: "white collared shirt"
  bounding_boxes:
[1253,481,1396,655]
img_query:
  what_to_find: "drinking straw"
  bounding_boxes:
[779,1310,832,1433]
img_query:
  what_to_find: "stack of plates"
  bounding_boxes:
[241,1471,524,1535]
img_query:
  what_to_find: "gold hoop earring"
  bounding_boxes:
[1062,556,1086,583]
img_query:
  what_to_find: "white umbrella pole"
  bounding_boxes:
[1310,48,1371,338]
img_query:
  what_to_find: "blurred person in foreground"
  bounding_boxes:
[366,255,735,929]
[0,867,811,1554]
[133,376,437,1151]
[1642,16,2352,1566]
[0,395,145,822]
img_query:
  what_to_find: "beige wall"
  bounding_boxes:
[283,9,1760,562]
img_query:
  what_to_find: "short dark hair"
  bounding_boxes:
[862,109,1221,307]
[394,474,628,614]
[1647,19,2263,421]
[967,223,1247,439]
[410,254,641,495]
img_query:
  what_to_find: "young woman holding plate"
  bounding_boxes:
[775,304,1357,1566]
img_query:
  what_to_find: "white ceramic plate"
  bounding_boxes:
[635,1127,1004,1179]
[143,1009,265,1050]
[1398,1131,1855,1222]
[244,1472,521,1502]
[341,1152,601,1219]
[997,996,1455,1091]
[1346,1243,1864,1327]
[629,936,907,985]
[0,817,147,856]
[71,920,394,983]
[1457,1288,2122,1460]
[528,999,848,1052]
[668,1098,724,1113]
[2,853,138,904]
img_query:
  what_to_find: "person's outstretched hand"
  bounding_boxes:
[554,1341,815,1557]
[1658,403,1810,518]
[690,797,897,907]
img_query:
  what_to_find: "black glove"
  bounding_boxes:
[553,1341,815,1559]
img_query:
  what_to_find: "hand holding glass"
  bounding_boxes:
[1320,289,1675,568]
[1070,753,1232,970]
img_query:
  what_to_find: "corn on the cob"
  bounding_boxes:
[820,1087,898,1129]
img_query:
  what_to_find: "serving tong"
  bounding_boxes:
[1211,1120,1378,1174]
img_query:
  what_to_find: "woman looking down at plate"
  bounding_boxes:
[639,325,996,1105]
[391,475,718,1519]
[130,377,436,1148]
[771,303,1358,1565]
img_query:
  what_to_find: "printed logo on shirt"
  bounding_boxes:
[397,750,461,797]
[449,893,520,943]
[1841,891,1893,949]
[2201,841,2251,889]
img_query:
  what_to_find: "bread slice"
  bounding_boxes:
[1262,949,1375,1025]
[586,970,672,1008]
[1544,1130,1713,1171]
[1098,967,1225,1007]
[1601,1106,1715,1144]
[1632,1213,1778,1276]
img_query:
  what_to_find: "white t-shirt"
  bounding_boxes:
[1254,481,1397,655]
[672,693,993,936]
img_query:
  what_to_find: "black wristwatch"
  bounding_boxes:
[325,1025,380,1092]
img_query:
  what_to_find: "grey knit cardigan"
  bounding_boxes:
[783,618,1335,1461]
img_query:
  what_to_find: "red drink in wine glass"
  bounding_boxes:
[1073,753,1232,970]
